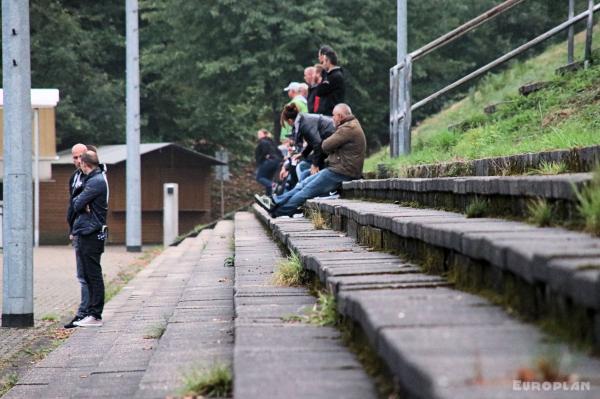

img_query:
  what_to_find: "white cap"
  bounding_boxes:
[283,82,302,92]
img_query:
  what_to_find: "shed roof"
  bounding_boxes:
[0,88,60,108]
[54,143,225,165]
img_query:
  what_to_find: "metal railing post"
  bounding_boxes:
[400,55,413,155]
[585,0,595,66]
[568,0,575,63]
[390,0,408,158]
[389,68,397,157]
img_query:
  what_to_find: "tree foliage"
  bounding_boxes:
[0,0,583,156]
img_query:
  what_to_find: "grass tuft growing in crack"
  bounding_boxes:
[574,169,600,236]
[306,291,338,326]
[272,252,306,286]
[527,160,568,175]
[465,197,489,218]
[0,373,18,396]
[143,322,167,340]
[179,363,232,398]
[527,198,554,227]
[309,209,329,230]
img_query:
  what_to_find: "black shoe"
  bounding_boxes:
[64,315,83,329]
[254,194,274,212]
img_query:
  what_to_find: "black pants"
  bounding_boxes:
[78,234,105,319]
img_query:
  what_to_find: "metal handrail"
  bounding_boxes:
[411,0,526,62]
[412,3,600,111]
[390,0,597,157]
[389,0,524,74]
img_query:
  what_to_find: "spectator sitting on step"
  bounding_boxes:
[280,82,308,141]
[255,129,282,196]
[280,102,336,182]
[255,103,365,217]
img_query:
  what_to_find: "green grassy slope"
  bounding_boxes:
[365,28,600,173]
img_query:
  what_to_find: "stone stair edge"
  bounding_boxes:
[250,205,600,399]
[304,199,600,313]
[367,144,600,179]
[343,173,591,200]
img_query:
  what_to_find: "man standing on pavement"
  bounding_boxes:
[71,151,109,327]
[64,143,89,329]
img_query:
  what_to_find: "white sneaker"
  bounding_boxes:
[74,315,103,327]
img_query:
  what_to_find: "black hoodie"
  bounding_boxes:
[315,66,345,116]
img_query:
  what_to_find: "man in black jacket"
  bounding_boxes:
[316,49,345,116]
[64,143,88,329]
[72,151,109,327]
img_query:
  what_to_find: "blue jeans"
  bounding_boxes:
[74,236,90,318]
[272,168,352,217]
[256,159,280,195]
[296,160,311,182]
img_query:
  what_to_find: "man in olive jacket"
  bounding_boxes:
[266,103,365,217]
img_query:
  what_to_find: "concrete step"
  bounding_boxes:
[342,173,590,220]
[4,229,215,399]
[135,221,235,398]
[369,144,600,179]
[254,205,600,399]
[304,198,600,348]
[343,173,592,208]
[233,212,378,399]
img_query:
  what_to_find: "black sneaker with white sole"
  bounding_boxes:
[254,194,274,212]
[64,315,83,329]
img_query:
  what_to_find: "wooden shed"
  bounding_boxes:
[0,88,60,180]
[40,143,223,245]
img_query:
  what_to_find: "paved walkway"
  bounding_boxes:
[0,245,140,363]
[5,224,234,398]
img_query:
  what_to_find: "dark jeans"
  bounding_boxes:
[73,236,90,318]
[78,234,105,319]
[256,158,280,195]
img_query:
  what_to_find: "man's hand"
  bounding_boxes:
[291,153,302,162]
[310,165,320,175]
[69,234,74,241]
[85,205,91,213]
